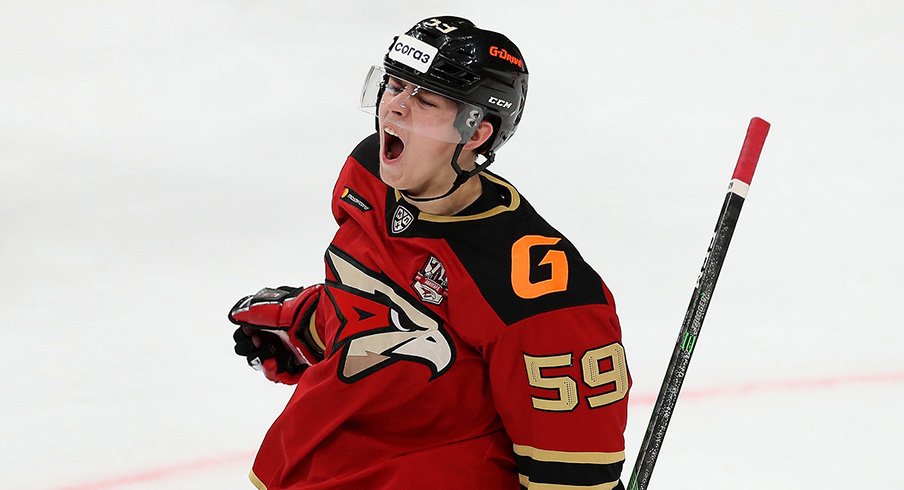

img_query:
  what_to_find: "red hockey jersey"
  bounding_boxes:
[249,134,630,489]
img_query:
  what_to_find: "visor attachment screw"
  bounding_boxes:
[466,110,481,128]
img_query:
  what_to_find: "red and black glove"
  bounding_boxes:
[228,285,324,384]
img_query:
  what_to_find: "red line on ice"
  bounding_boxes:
[56,371,904,489]
[54,451,254,490]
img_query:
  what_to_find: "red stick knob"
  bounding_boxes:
[732,117,771,185]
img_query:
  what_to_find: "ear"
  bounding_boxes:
[462,120,494,152]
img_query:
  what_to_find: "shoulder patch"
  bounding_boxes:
[511,235,569,299]
[340,186,372,212]
[445,199,606,325]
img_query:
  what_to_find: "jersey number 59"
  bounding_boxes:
[523,343,628,411]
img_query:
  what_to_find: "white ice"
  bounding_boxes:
[1,1,901,488]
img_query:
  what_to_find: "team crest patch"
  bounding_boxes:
[412,256,448,305]
[391,205,414,234]
[325,248,455,383]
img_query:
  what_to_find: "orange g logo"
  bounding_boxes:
[511,235,569,299]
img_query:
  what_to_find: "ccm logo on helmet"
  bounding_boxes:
[489,46,523,69]
[393,41,431,64]
[488,97,513,109]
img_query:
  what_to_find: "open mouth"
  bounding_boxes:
[382,125,405,162]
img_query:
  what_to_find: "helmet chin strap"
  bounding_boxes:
[401,146,496,203]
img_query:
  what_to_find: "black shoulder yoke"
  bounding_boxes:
[444,198,607,326]
[349,132,381,180]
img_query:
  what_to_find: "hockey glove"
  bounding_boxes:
[228,285,324,384]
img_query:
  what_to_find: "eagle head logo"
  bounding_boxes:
[325,249,455,383]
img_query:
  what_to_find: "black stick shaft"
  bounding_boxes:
[628,118,770,490]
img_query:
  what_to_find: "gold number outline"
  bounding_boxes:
[523,343,629,412]
[522,352,579,412]
[581,342,629,409]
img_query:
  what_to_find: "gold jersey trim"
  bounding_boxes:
[308,310,325,351]
[513,443,626,465]
[394,173,521,223]
[518,474,620,490]
[249,469,267,490]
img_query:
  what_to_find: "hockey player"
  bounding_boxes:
[229,16,630,490]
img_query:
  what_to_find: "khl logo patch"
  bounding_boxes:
[391,205,414,234]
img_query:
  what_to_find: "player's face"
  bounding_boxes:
[377,77,464,197]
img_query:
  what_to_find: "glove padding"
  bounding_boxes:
[228,285,324,384]
[232,326,306,384]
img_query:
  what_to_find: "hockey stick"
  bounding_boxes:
[627,117,771,490]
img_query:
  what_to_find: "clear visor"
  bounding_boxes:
[360,65,485,144]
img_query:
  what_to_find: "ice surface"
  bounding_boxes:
[1,1,901,488]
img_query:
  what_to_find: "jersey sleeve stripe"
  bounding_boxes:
[518,474,623,490]
[515,457,623,487]
[513,444,625,464]
[249,470,267,490]
[513,444,624,488]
